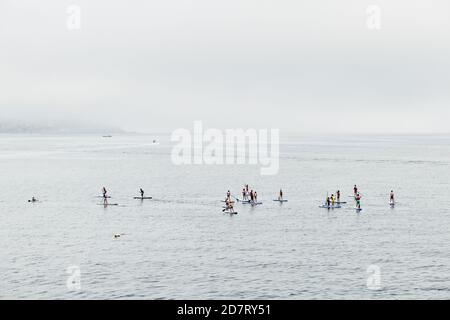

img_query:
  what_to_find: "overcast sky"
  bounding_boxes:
[1,0,449,133]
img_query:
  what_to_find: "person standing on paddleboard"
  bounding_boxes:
[353,185,358,195]
[337,190,341,202]
[355,193,361,209]
[279,189,283,200]
[102,187,108,204]
[390,190,395,204]
[140,188,144,198]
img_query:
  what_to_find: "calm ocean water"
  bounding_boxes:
[1,133,450,299]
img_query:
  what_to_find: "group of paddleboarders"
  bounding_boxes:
[324,190,341,207]
[325,194,336,207]
[223,186,286,213]
[100,187,147,205]
[322,185,395,211]
[241,185,259,204]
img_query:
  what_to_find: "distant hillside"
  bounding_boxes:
[0,120,125,134]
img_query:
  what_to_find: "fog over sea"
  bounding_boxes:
[1,133,450,299]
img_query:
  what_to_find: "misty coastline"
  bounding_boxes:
[0,120,125,134]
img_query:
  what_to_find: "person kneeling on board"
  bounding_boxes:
[225,198,235,213]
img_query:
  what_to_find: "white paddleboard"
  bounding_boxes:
[319,205,342,209]
[134,197,152,200]
[223,210,238,214]
[273,199,288,202]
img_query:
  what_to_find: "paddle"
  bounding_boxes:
[231,195,240,202]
